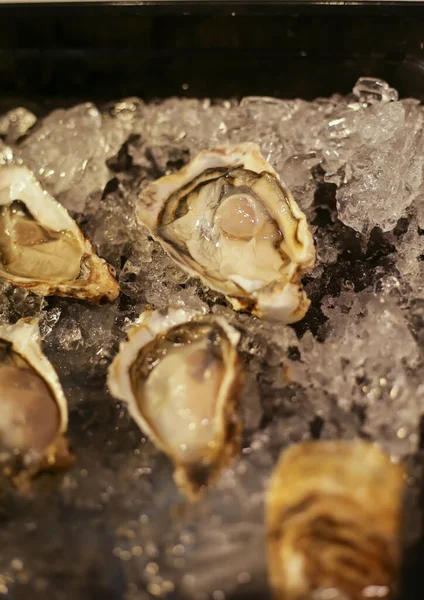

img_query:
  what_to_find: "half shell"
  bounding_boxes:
[0,165,119,303]
[108,307,243,500]
[0,318,72,485]
[266,440,405,600]
[137,143,315,323]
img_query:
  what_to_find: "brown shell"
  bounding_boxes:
[266,440,405,600]
[108,308,244,502]
[0,165,119,304]
[0,318,73,490]
[5,435,73,493]
[137,143,315,323]
[6,252,119,305]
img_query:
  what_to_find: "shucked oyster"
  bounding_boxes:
[0,318,72,485]
[137,143,315,323]
[108,307,243,500]
[266,440,405,600]
[0,165,119,303]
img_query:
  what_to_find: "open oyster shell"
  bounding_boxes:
[0,165,119,303]
[0,318,72,486]
[266,440,405,600]
[137,143,315,323]
[108,307,244,500]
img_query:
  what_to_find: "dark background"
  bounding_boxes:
[1,1,424,109]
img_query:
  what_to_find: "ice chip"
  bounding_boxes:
[17,103,129,212]
[353,77,399,104]
[0,107,37,143]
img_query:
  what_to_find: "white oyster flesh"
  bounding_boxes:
[135,333,225,462]
[0,165,119,303]
[0,352,60,453]
[0,318,70,474]
[108,307,243,499]
[137,143,315,323]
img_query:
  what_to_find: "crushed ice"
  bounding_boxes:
[0,77,423,598]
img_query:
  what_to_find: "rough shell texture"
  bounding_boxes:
[0,318,72,485]
[0,165,119,303]
[107,307,244,501]
[266,440,405,600]
[137,143,315,323]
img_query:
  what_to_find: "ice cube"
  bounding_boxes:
[353,77,399,104]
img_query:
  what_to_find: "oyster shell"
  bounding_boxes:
[137,143,315,323]
[266,440,405,600]
[0,165,119,303]
[108,307,243,500]
[0,318,72,485]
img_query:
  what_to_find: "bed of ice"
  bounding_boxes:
[0,77,423,599]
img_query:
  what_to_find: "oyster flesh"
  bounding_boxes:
[266,440,405,600]
[0,165,119,303]
[137,142,315,323]
[0,318,72,485]
[108,307,243,500]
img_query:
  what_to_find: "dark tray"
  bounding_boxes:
[1,1,424,106]
[1,2,424,600]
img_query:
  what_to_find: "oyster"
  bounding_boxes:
[0,318,72,485]
[108,307,243,500]
[266,440,405,600]
[0,164,119,303]
[137,143,315,323]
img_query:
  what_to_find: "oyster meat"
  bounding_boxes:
[108,307,243,500]
[266,440,405,600]
[0,318,72,485]
[0,164,119,303]
[137,142,315,323]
